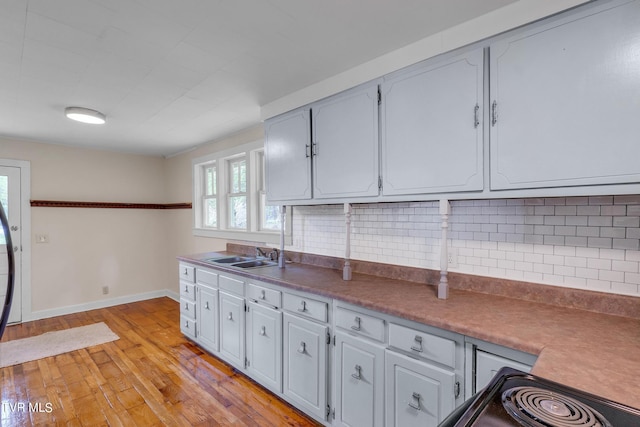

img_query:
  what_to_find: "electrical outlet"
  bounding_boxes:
[448,248,458,268]
[35,234,49,243]
[102,286,109,295]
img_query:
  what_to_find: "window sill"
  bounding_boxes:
[193,228,289,245]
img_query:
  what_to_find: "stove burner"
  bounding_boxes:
[502,386,613,427]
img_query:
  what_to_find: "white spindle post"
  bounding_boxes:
[343,203,352,281]
[279,205,286,268]
[439,199,451,299]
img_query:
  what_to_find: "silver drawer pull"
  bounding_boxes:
[183,267,188,275]
[408,392,421,410]
[184,285,189,292]
[351,316,361,331]
[297,300,307,312]
[184,303,189,311]
[204,301,210,310]
[184,321,189,328]
[260,290,266,300]
[297,341,306,354]
[351,364,362,380]
[260,326,266,336]
[227,312,233,321]
[410,335,423,353]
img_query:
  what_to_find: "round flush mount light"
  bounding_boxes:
[64,107,106,124]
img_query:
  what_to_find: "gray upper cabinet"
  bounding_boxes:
[265,108,312,202]
[381,48,484,196]
[312,82,380,199]
[489,0,640,191]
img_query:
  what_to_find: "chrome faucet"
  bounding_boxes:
[256,247,278,261]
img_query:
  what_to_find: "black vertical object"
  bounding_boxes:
[0,202,15,339]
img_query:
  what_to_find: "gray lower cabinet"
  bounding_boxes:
[246,301,282,393]
[283,311,329,421]
[385,351,456,427]
[197,284,218,353]
[219,291,245,369]
[334,331,385,427]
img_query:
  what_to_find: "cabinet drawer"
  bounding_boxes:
[389,323,456,369]
[180,282,196,302]
[247,282,282,308]
[180,298,196,319]
[178,263,195,283]
[180,315,197,340]
[196,268,218,288]
[283,292,327,323]
[335,307,385,342]
[219,274,244,296]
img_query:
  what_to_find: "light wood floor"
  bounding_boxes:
[0,298,320,426]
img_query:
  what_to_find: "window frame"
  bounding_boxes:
[192,140,291,244]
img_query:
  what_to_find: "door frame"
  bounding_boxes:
[0,159,31,323]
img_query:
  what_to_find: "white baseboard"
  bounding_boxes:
[24,289,179,322]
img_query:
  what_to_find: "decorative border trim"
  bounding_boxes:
[30,200,191,209]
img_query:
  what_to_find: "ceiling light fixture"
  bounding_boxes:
[65,107,106,125]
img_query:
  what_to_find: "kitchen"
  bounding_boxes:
[1,0,640,426]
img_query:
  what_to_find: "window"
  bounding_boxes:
[192,140,290,244]
[202,163,217,228]
[227,156,247,229]
[256,150,281,232]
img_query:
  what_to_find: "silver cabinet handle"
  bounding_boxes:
[204,301,210,310]
[474,104,480,128]
[260,326,266,336]
[184,284,189,292]
[184,303,189,311]
[10,226,18,231]
[297,341,306,354]
[351,364,362,380]
[408,392,421,410]
[297,300,307,313]
[184,321,189,328]
[410,335,423,353]
[491,100,498,126]
[227,312,233,321]
[351,316,361,331]
[305,144,311,158]
[260,290,266,300]
[183,267,188,275]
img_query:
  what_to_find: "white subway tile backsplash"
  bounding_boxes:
[289,197,640,297]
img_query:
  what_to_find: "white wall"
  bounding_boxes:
[0,137,171,317]
[289,197,640,297]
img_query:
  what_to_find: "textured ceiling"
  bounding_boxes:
[0,0,518,156]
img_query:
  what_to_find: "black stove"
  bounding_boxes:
[440,367,640,427]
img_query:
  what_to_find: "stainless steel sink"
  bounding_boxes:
[206,256,253,264]
[231,259,277,269]
[203,256,277,269]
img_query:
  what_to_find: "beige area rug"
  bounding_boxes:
[0,322,119,368]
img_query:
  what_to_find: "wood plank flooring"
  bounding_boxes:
[0,298,320,426]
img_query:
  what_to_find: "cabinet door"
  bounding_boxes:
[334,332,385,427]
[475,350,531,393]
[283,312,328,420]
[385,351,456,427]
[265,108,312,202]
[381,48,484,196]
[490,0,640,190]
[246,302,283,393]
[219,291,245,369]
[197,286,218,353]
[312,82,380,199]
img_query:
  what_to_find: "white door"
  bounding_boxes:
[0,166,22,324]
